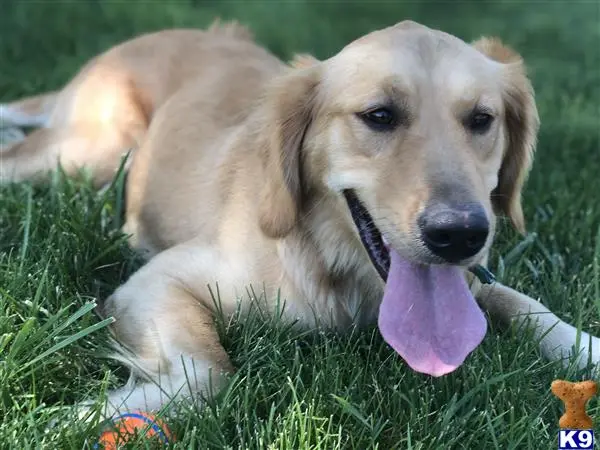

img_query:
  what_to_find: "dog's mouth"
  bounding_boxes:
[342,188,488,377]
[343,190,390,281]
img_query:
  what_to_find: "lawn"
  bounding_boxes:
[1,0,599,448]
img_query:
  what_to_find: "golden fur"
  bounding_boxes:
[1,20,598,418]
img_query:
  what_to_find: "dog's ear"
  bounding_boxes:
[473,37,540,233]
[257,65,321,238]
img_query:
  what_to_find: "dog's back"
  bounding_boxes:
[122,30,287,254]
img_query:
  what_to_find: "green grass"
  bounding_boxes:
[1,1,599,448]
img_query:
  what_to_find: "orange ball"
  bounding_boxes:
[95,411,174,449]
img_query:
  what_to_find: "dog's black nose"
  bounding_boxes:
[419,203,489,263]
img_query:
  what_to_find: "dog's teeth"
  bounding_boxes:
[382,236,390,249]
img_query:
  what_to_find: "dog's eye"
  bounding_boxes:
[359,107,397,130]
[466,112,494,133]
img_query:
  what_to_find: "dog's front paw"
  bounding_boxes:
[552,325,600,374]
[73,397,106,423]
[574,334,600,373]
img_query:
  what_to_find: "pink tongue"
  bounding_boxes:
[378,249,487,377]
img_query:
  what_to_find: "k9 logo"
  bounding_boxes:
[558,429,594,450]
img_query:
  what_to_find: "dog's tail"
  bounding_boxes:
[0,91,58,128]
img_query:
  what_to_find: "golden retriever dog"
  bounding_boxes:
[1,20,598,418]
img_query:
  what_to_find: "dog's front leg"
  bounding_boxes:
[472,279,600,371]
[80,243,235,420]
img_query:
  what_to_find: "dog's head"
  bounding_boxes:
[257,21,539,376]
